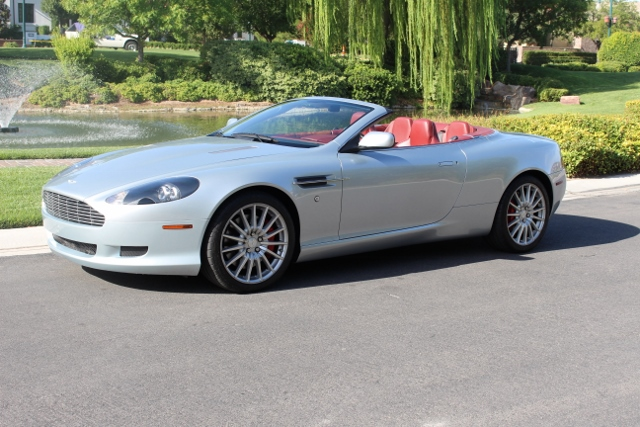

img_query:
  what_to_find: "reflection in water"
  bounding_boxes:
[0,112,241,149]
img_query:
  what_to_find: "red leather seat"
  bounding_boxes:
[386,117,413,145]
[350,111,366,124]
[406,119,439,146]
[443,121,473,142]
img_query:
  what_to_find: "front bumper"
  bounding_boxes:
[43,209,207,276]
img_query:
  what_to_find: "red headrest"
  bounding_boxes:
[350,111,366,124]
[444,121,473,142]
[409,119,439,146]
[386,117,413,144]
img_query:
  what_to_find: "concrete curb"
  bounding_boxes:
[1,173,639,258]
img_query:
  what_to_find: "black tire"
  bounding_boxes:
[124,41,138,51]
[487,175,550,253]
[201,192,296,293]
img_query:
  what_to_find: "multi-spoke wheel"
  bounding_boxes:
[202,192,296,293]
[488,175,550,253]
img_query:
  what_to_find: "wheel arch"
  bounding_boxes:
[509,169,554,207]
[202,185,301,260]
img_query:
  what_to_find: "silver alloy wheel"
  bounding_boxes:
[506,183,547,246]
[219,202,289,285]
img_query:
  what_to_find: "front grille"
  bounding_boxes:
[53,234,97,255]
[43,191,105,227]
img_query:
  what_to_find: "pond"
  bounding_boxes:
[0,111,242,149]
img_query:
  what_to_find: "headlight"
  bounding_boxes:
[106,177,200,205]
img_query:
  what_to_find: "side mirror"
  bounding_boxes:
[358,131,395,150]
[226,118,238,126]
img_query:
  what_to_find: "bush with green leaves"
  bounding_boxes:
[597,61,628,73]
[145,56,207,82]
[628,66,640,72]
[486,114,640,177]
[542,62,600,72]
[28,68,105,107]
[93,85,118,104]
[201,40,345,102]
[523,50,597,66]
[114,77,165,103]
[51,34,95,70]
[344,63,398,105]
[625,100,640,115]
[146,41,200,51]
[2,41,18,48]
[36,25,50,35]
[597,31,640,67]
[538,88,570,102]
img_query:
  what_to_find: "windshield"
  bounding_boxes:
[217,99,373,146]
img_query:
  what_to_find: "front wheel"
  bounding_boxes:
[487,176,550,253]
[201,192,296,293]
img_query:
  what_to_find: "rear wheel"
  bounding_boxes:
[488,175,549,253]
[124,41,138,51]
[201,192,295,293]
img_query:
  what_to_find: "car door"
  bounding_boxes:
[337,144,466,239]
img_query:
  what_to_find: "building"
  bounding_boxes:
[2,0,52,33]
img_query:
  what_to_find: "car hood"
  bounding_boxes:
[45,136,301,198]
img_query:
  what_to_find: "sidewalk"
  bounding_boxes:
[1,172,640,258]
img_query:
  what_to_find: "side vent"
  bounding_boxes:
[294,175,341,189]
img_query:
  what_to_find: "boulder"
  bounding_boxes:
[488,82,537,110]
[560,96,580,105]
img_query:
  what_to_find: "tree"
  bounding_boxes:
[504,0,589,71]
[0,2,10,29]
[234,0,292,42]
[172,0,237,44]
[41,0,79,30]
[61,0,185,62]
[289,0,505,111]
[580,0,640,42]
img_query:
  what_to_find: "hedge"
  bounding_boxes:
[597,61,627,73]
[597,31,640,67]
[486,114,640,177]
[523,50,597,66]
[625,100,640,115]
[542,62,600,72]
[538,88,569,102]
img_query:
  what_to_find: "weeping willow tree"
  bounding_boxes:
[289,0,505,110]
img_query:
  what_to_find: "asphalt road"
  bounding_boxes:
[1,192,640,427]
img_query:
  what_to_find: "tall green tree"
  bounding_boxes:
[41,0,79,30]
[172,0,237,44]
[235,0,292,42]
[580,0,640,41]
[504,0,589,71]
[61,0,185,62]
[0,2,10,28]
[289,0,505,111]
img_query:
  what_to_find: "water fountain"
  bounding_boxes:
[0,62,59,132]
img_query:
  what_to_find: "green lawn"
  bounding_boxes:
[0,166,64,228]
[513,68,640,116]
[0,46,199,62]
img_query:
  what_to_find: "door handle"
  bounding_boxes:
[438,161,456,167]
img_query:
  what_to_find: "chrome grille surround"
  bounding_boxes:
[43,191,105,227]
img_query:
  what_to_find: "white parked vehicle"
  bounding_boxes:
[65,23,139,51]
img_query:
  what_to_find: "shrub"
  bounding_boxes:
[2,41,18,48]
[146,41,200,51]
[36,25,50,35]
[597,61,627,73]
[114,79,165,103]
[28,68,102,107]
[523,50,597,66]
[538,88,570,102]
[598,31,640,67]
[93,86,118,104]
[90,56,155,83]
[145,56,207,81]
[628,66,640,72]
[28,86,66,108]
[345,63,398,105]
[625,100,640,115]
[542,62,601,72]
[487,114,640,176]
[51,34,95,70]
[30,40,52,48]
[201,40,342,102]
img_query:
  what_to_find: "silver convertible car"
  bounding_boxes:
[43,97,566,293]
